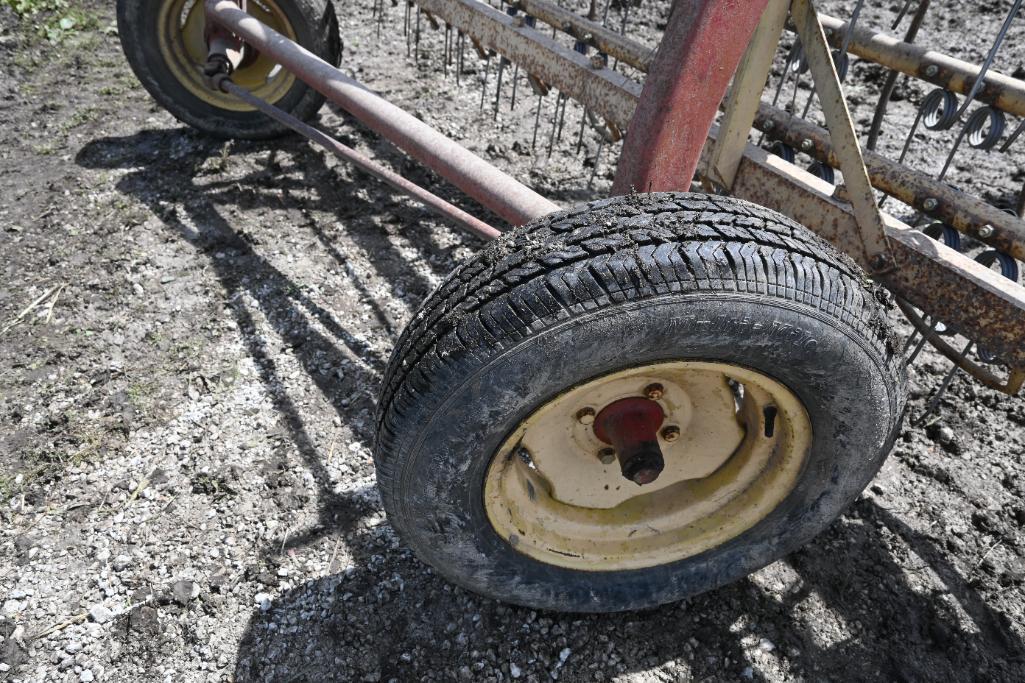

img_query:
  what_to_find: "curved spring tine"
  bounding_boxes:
[955,0,1023,118]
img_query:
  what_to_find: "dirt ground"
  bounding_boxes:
[2,0,1025,681]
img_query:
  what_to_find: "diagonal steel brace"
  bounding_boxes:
[709,0,896,275]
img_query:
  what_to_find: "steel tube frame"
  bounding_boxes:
[204,0,558,226]
[611,0,771,195]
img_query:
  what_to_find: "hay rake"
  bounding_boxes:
[117,0,1025,610]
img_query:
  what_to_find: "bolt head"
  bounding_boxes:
[979,223,995,239]
[644,383,664,400]
[576,407,595,425]
[661,426,680,442]
[800,138,814,151]
[589,54,604,69]
[924,64,939,77]
[922,197,939,212]
[598,448,616,465]
[512,15,525,27]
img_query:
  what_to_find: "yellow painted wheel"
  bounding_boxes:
[483,361,812,571]
[117,0,340,139]
[156,0,299,112]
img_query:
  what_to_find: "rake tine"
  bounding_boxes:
[457,31,464,85]
[891,0,915,29]
[480,53,491,110]
[546,92,563,158]
[555,92,568,143]
[532,93,544,150]
[415,7,422,62]
[914,341,973,426]
[493,57,507,120]
[588,139,605,189]
[510,64,520,110]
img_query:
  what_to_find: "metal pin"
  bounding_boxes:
[555,93,568,144]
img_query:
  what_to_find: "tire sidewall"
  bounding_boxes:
[116,0,338,139]
[385,293,900,612]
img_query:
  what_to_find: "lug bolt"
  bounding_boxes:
[577,407,596,425]
[644,383,664,400]
[661,426,680,442]
[978,223,995,239]
[598,448,617,465]
[924,64,939,77]
[922,197,939,212]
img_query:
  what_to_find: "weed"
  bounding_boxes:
[2,0,99,44]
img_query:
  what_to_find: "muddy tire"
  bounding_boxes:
[374,192,907,612]
[117,0,341,139]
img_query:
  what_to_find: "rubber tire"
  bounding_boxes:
[117,0,341,139]
[375,193,907,612]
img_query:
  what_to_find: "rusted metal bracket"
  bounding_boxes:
[790,0,895,275]
[705,0,790,192]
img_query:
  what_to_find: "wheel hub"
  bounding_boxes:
[592,396,666,485]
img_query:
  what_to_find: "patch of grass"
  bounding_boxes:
[2,0,100,44]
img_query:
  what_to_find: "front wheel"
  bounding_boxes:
[375,192,907,612]
[117,0,341,139]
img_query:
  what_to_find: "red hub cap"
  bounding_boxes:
[593,397,666,485]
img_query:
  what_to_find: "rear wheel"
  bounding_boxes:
[375,192,907,612]
[117,0,341,139]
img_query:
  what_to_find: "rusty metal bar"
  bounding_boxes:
[204,0,558,226]
[218,78,501,241]
[819,12,1025,118]
[611,0,771,195]
[511,0,655,71]
[791,0,892,273]
[414,0,639,129]
[706,0,789,192]
[718,138,1025,366]
[754,104,1025,261]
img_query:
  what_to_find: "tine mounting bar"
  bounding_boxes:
[204,0,558,226]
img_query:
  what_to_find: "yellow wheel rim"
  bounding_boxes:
[483,361,813,571]
[156,0,298,111]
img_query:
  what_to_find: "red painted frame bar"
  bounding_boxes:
[612,0,771,195]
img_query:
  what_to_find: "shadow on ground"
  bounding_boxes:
[76,130,1024,683]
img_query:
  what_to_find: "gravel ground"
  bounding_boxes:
[1,0,1024,681]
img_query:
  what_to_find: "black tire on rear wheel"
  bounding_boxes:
[374,192,907,612]
[117,0,340,139]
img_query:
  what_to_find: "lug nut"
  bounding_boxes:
[644,383,664,400]
[924,64,939,77]
[577,407,596,425]
[598,448,617,465]
[922,197,939,212]
[661,426,680,442]
[978,223,995,239]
